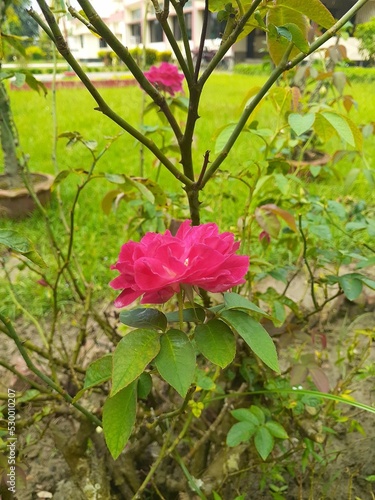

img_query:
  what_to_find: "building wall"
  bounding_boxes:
[65,1,374,63]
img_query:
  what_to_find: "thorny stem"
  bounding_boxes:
[170,0,194,75]
[71,286,92,365]
[303,291,344,320]
[76,0,184,142]
[196,150,211,189]
[177,288,184,331]
[0,314,102,427]
[198,0,263,86]
[67,5,100,36]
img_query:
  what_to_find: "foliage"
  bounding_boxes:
[1,0,375,497]
[233,62,271,75]
[355,17,375,63]
[24,45,46,60]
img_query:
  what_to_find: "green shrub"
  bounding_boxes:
[129,47,159,66]
[25,45,47,60]
[233,63,270,76]
[157,50,172,62]
[355,17,375,64]
[98,49,115,66]
[341,65,375,82]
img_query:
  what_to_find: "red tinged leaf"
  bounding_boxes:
[257,204,298,233]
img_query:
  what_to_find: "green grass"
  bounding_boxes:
[1,73,375,315]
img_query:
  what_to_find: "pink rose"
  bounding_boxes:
[144,62,184,96]
[110,220,249,307]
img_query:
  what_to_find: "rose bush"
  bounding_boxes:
[110,220,249,307]
[144,62,184,96]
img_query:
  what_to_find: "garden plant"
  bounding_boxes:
[0,0,51,219]
[0,0,374,498]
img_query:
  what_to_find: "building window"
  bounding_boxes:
[130,23,142,44]
[207,12,226,39]
[149,20,163,42]
[185,13,192,40]
[172,13,192,41]
[131,8,142,21]
[99,38,108,48]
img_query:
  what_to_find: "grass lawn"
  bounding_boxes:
[1,73,375,315]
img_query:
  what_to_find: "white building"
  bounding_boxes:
[66,0,255,63]
[65,0,375,63]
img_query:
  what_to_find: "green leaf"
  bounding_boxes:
[326,200,346,219]
[361,277,375,291]
[101,189,122,215]
[52,170,71,190]
[111,329,160,396]
[231,408,260,425]
[220,310,280,373]
[266,6,309,65]
[265,421,288,439]
[137,372,153,399]
[320,112,355,147]
[131,178,155,204]
[82,140,98,151]
[275,25,292,42]
[224,292,269,317]
[14,72,26,87]
[0,230,46,268]
[254,426,274,460]
[0,229,30,253]
[195,320,236,368]
[105,173,127,184]
[84,355,112,389]
[165,306,205,323]
[195,369,216,391]
[250,405,266,425]
[214,123,237,154]
[131,177,168,207]
[272,300,286,326]
[103,382,137,460]
[119,308,167,332]
[275,0,335,29]
[73,355,112,402]
[154,329,196,397]
[2,33,27,57]
[282,22,310,53]
[226,421,257,447]
[288,113,315,136]
[338,274,363,301]
[23,71,48,96]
